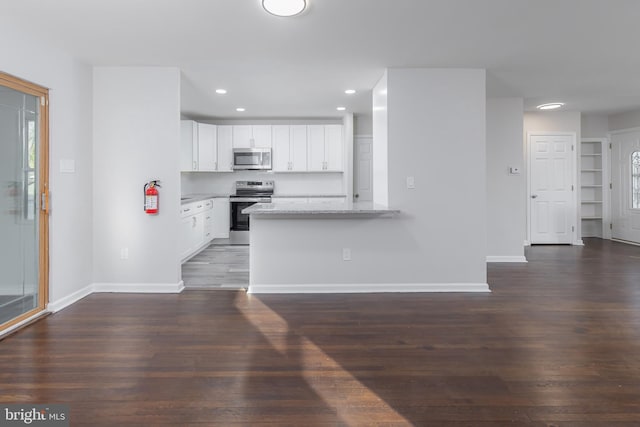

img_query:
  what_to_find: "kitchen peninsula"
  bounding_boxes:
[244,200,409,293]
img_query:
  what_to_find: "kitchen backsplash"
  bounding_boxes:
[181,171,345,196]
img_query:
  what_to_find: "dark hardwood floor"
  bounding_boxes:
[1,238,640,426]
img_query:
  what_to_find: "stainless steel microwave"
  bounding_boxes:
[233,148,272,170]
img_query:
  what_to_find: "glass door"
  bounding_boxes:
[0,73,49,330]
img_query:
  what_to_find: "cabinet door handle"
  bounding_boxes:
[192,217,197,227]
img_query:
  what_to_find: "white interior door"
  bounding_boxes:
[354,136,373,202]
[529,134,575,244]
[611,131,640,244]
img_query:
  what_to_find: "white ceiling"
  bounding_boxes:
[4,0,640,119]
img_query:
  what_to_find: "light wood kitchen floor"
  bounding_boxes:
[181,241,249,289]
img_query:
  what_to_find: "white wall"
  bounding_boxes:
[582,113,609,138]
[354,114,373,136]
[251,68,488,290]
[372,72,389,206]
[93,67,181,287]
[486,98,526,260]
[0,17,94,306]
[609,109,640,131]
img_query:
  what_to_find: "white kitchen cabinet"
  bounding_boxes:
[232,125,272,149]
[180,120,198,171]
[197,123,217,171]
[180,199,214,262]
[252,125,272,148]
[307,125,325,172]
[217,125,234,172]
[272,125,291,172]
[290,125,308,171]
[274,125,308,172]
[181,120,226,172]
[232,125,252,148]
[212,198,230,239]
[308,125,343,172]
[324,125,343,171]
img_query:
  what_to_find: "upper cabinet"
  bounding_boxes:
[182,120,342,173]
[308,124,343,172]
[180,120,198,171]
[197,123,217,171]
[232,125,272,149]
[216,125,233,172]
[273,125,308,172]
[181,120,232,172]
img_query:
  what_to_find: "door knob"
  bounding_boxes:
[531,194,538,199]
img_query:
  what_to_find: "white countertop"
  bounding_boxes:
[181,193,231,204]
[242,201,400,217]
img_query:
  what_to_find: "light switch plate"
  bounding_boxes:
[60,159,75,173]
[509,167,521,175]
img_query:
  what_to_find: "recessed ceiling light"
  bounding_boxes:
[262,0,307,17]
[336,107,346,111]
[236,107,246,112]
[345,89,356,95]
[215,89,227,95]
[537,102,565,110]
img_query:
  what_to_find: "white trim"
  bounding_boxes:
[608,126,640,135]
[611,238,640,247]
[47,284,93,313]
[0,311,48,339]
[526,131,578,245]
[93,281,185,294]
[575,239,585,246]
[248,283,491,294]
[524,240,531,246]
[354,134,373,139]
[486,256,528,263]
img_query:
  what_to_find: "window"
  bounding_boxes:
[633,151,640,209]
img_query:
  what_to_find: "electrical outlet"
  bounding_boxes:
[120,248,129,260]
[406,176,415,189]
[342,248,352,261]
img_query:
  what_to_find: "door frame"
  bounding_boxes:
[526,131,579,245]
[608,127,640,244]
[0,72,49,334]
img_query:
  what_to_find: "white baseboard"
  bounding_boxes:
[93,281,185,294]
[523,240,531,247]
[47,284,93,313]
[486,256,528,263]
[248,283,491,294]
[574,240,585,246]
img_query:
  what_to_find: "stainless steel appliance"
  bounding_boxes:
[232,148,272,170]
[229,180,274,244]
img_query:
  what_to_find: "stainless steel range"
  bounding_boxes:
[229,180,274,244]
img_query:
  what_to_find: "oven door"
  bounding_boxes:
[230,201,255,231]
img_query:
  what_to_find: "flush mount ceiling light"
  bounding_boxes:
[537,102,565,110]
[345,89,356,95]
[336,107,346,111]
[262,0,307,17]
[215,89,227,95]
[236,107,246,112]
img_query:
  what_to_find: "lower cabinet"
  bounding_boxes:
[181,197,231,262]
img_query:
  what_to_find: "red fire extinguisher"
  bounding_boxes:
[144,180,161,214]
